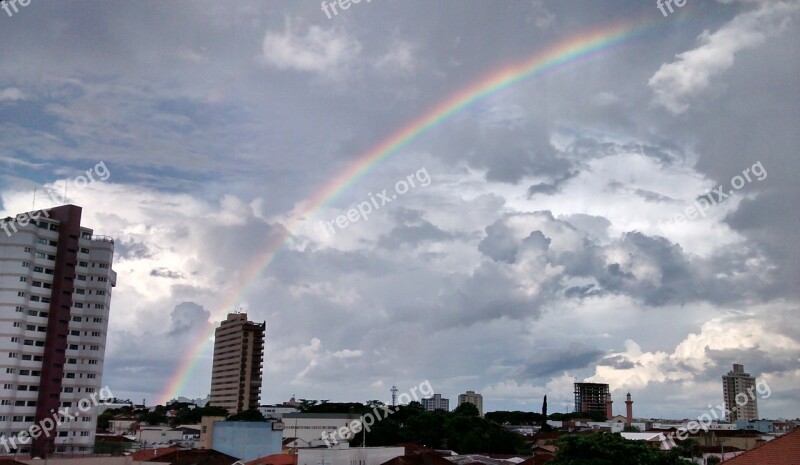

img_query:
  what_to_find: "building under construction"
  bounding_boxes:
[574,382,610,415]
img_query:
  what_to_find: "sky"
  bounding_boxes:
[1,0,799,420]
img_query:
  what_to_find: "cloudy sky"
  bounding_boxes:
[1,0,799,420]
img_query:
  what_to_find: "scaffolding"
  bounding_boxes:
[574,382,610,414]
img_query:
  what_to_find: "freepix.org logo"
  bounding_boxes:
[1,0,33,18]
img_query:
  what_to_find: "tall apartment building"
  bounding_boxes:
[457,390,483,417]
[209,313,265,414]
[723,364,759,421]
[421,393,449,412]
[0,205,116,457]
[574,382,610,416]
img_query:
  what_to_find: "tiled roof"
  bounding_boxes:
[724,428,800,465]
[131,445,183,460]
[0,459,28,465]
[246,453,298,465]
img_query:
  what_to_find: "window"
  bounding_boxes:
[69,344,78,350]
[33,266,43,273]
[45,268,54,275]
[3,384,12,390]
[13,322,21,328]
[24,247,32,253]
[49,223,58,231]
[78,261,88,267]
[75,289,85,295]
[90,345,99,351]
[65,373,75,379]
[7,353,17,358]
[29,295,39,302]
[15,306,24,313]
[19,277,27,283]
[88,360,98,365]
[17,292,25,297]
[35,252,46,259]
[27,310,37,316]
[77,275,86,281]
[31,281,41,287]
[95,290,106,296]
[17,385,27,391]
[49,240,57,246]
[37,238,48,245]
[18,370,29,376]
[21,262,29,268]
[80,431,89,437]
[37,221,49,229]
[91,331,101,337]
[86,373,96,379]
[66,359,77,365]
[38,311,48,317]
[20,355,31,361]
[71,316,81,322]
[23,340,33,346]
[93,317,102,323]
[97,277,108,283]
[70,330,79,336]
[99,263,109,269]
[41,297,50,304]
[0,400,10,406]
[80,247,89,254]
[73,303,84,308]
[47,255,56,261]
[12,416,23,422]
[62,387,74,393]
[94,304,105,309]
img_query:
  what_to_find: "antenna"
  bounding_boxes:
[32,189,36,210]
[391,385,398,407]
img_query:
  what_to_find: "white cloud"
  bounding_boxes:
[261,18,361,77]
[648,1,798,114]
[375,40,416,74]
[0,87,25,101]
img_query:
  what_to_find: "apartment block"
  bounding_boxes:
[723,364,759,421]
[574,382,610,416]
[457,390,483,417]
[420,393,449,412]
[0,205,116,457]
[209,313,265,414]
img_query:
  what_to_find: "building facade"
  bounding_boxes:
[457,391,483,417]
[0,205,116,457]
[420,393,449,412]
[574,382,610,416]
[282,412,363,448]
[723,364,759,421]
[209,313,265,414]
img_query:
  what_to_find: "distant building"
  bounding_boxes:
[259,404,299,420]
[421,393,449,412]
[282,412,363,447]
[210,421,283,462]
[298,446,405,465]
[573,382,610,416]
[457,391,483,417]
[722,364,759,421]
[209,313,265,413]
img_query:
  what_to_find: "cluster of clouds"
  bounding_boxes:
[0,0,799,418]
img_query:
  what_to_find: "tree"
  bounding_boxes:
[227,409,268,422]
[452,402,480,417]
[540,396,552,431]
[139,411,168,426]
[549,432,692,465]
[673,438,700,460]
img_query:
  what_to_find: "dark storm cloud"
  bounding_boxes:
[519,344,605,379]
[150,268,185,279]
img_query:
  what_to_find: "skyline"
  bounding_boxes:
[1,0,799,420]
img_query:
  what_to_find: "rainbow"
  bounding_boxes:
[157,17,657,404]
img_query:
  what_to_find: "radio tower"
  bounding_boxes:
[391,385,398,407]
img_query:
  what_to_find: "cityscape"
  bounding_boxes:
[1,1,799,464]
